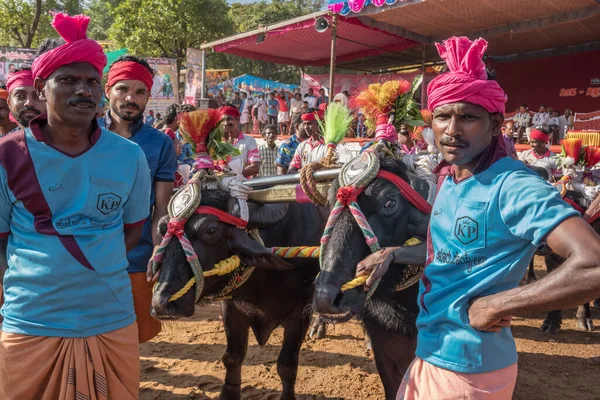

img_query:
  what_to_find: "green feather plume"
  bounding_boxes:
[318,102,353,146]
[207,124,241,160]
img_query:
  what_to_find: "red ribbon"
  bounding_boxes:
[377,170,432,214]
[336,186,365,206]
[167,220,186,238]
[195,206,248,228]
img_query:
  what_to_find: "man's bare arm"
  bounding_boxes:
[243,162,260,178]
[277,165,288,175]
[152,181,174,246]
[469,216,600,329]
[125,224,144,253]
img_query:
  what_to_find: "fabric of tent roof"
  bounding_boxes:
[210,14,419,67]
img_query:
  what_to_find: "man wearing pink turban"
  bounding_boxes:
[356,37,600,399]
[0,13,150,400]
[6,67,46,128]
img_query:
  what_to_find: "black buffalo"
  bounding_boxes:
[151,188,328,400]
[314,157,432,399]
[526,189,600,333]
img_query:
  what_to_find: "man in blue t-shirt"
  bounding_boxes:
[267,91,279,127]
[356,37,600,399]
[101,55,177,343]
[0,15,151,399]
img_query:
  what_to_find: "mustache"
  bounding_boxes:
[439,137,468,147]
[68,98,96,107]
[18,107,42,117]
[120,102,140,111]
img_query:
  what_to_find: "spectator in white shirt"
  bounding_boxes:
[532,104,549,127]
[305,88,317,109]
[558,108,574,139]
[547,110,560,145]
[513,104,531,143]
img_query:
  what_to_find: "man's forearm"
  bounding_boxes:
[242,163,260,178]
[484,255,600,319]
[391,242,427,265]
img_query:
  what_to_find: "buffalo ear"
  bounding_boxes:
[228,228,293,270]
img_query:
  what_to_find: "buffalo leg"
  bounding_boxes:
[364,318,416,400]
[525,258,537,284]
[220,301,249,400]
[308,313,327,340]
[576,303,594,331]
[278,303,311,400]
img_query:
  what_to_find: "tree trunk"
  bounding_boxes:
[25,0,43,48]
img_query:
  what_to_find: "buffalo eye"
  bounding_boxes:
[206,227,218,235]
[384,200,396,210]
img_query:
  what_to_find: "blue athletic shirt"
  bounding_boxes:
[0,117,151,337]
[99,112,177,273]
[417,157,579,373]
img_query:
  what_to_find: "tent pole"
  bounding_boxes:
[328,14,338,97]
[200,49,207,101]
[420,43,427,108]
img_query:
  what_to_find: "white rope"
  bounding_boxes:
[220,176,251,224]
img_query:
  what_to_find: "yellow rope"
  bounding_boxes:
[169,277,196,302]
[341,238,422,292]
[271,246,320,258]
[169,256,242,302]
[202,255,241,277]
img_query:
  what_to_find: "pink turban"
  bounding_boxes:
[427,37,507,115]
[31,13,107,80]
[6,69,34,93]
[374,123,398,143]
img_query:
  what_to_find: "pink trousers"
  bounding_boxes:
[396,357,517,400]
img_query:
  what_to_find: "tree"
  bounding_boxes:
[109,0,235,72]
[217,0,324,85]
[0,0,46,48]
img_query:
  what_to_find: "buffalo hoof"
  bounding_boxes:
[308,318,327,340]
[577,318,594,331]
[540,319,561,334]
[279,391,296,400]
[220,383,241,400]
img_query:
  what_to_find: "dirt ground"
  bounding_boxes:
[139,257,600,400]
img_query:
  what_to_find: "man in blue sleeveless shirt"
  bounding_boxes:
[357,37,600,399]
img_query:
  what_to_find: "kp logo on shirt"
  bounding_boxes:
[97,193,122,215]
[454,216,478,245]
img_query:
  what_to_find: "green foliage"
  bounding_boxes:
[0,0,53,48]
[109,0,235,70]
[218,0,324,85]
[394,74,424,127]
[318,102,353,145]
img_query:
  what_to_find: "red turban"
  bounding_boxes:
[108,61,154,91]
[427,37,507,115]
[530,128,550,143]
[301,113,316,121]
[6,70,34,93]
[221,106,240,118]
[31,13,107,80]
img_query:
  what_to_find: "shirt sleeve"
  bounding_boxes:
[290,144,303,169]
[276,142,291,167]
[123,147,151,226]
[0,166,12,236]
[499,169,580,246]
[156,136,177,182]
[246,136,260,164]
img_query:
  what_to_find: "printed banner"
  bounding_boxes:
[145,58,179,117]
[206,69,230,97]
[185,48,204,105]
[0,47,37,85]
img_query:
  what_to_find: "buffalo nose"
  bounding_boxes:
[151,292,171,316]
[314,286,342,315]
